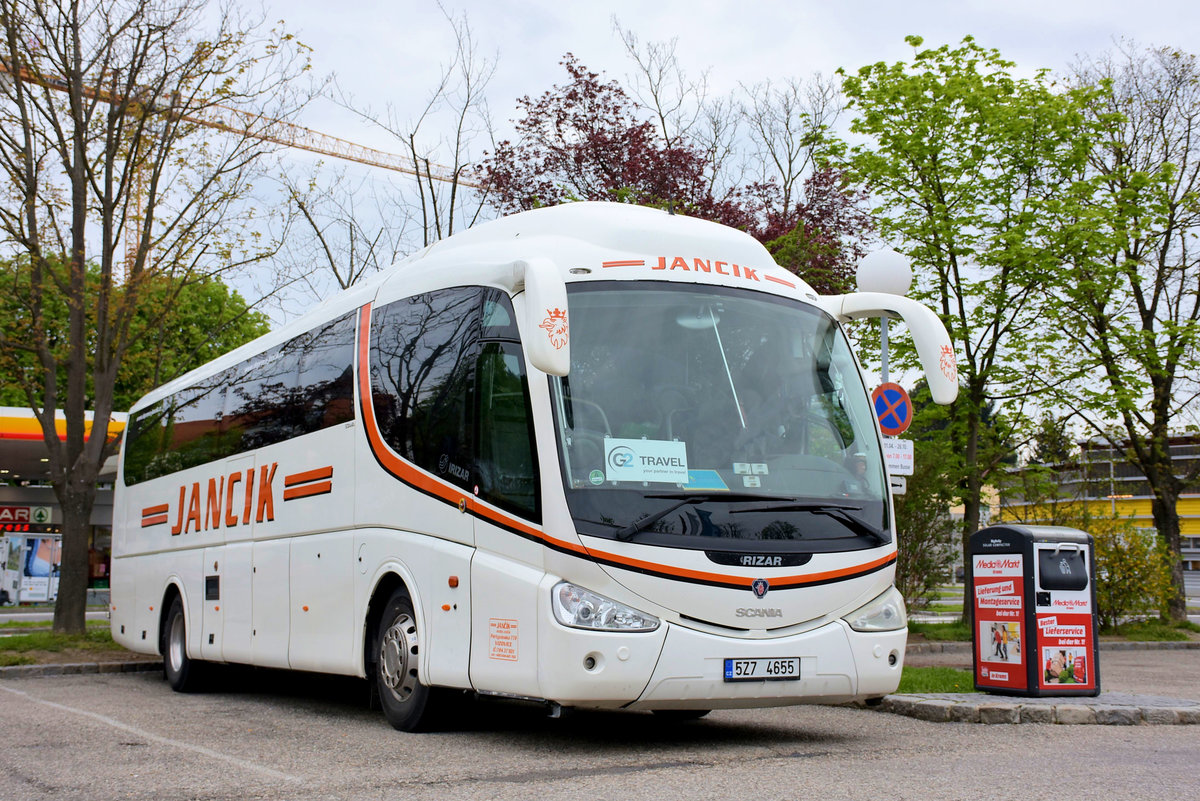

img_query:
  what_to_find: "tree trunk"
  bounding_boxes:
[51,482,96,635]
[959,401,983,629]
[1150,488,1187,622]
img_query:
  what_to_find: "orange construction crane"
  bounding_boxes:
[0,62,482,187]
[1,62,485,270]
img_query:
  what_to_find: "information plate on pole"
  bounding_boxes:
[883,438,914,476]
[872,382,913,436]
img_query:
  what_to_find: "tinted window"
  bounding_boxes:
[371,288,481,491]
[298,315,356,431]
[123,311,357,486]
[168,377,227,471]
[370,288,539,520]
[475,342,539,519]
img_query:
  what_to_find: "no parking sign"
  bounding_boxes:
[871,382,912,436]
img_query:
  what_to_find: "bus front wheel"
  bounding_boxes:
[375,588,441,731]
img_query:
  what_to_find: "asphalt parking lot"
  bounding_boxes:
[2,648,1199,801]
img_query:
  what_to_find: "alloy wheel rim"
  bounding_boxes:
[379,613,418,703]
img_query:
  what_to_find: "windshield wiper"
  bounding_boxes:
[731,501,890,546]
[614,492,797,541]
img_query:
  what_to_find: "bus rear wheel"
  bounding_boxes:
[375,588,442,732]
[163,596,202,692]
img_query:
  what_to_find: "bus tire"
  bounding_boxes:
[375,587,440,732]
[163,596,202,692]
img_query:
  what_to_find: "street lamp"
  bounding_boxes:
[856,248,912,383]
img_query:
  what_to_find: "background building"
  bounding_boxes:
[1000,435,1200,597]
[0,407,123,604]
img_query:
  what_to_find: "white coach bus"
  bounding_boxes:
[111,202,958,731]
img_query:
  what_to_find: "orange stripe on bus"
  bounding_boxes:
[283,481,332,501]
[355,302,892,591]
[579,546,896,588]
[141,515,169,527]
[284,466,333,487]
[142,504,169,516]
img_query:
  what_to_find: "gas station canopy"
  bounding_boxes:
[0,406,126,485]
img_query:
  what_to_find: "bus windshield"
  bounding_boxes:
[550,282,888,551]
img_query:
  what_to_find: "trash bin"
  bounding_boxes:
[969,524,1100,697]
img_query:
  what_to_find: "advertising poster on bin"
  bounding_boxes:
[1033,545,1096,692]
[973,553,1025,690]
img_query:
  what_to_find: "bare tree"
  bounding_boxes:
[335,4,494,249]
[0,0,312,632]
[268,165,411,312]
[613,20,742,196]
[739,75,842,221]
[1056,43,1200,620]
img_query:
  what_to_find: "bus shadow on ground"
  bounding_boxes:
[191,663,856,748]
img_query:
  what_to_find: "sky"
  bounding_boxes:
[237,0,1200,329]
[269,0,1200,150]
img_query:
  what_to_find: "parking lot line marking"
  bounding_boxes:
[0,684,302,783]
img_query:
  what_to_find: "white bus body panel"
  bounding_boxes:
[352,529,474,687]
[110,202,934,714]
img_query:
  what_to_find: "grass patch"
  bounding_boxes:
[0,628,117,652]
[898,666,974,694]
[908,620,971,641]
[1102,619,1191,641]
[0,618,108,630]
[0,629,129,666]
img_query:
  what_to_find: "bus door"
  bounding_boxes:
[216,455,256,664]
[468,292,549,698]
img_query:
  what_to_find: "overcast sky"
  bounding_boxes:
[271,0,1200,149]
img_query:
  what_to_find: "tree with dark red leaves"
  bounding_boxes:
[481,54,871,295]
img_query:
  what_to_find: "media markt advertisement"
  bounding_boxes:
[972,553,1025,691]
[1036,616,1094,689]
[1034,543,1096,691]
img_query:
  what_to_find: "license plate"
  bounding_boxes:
[723,657,801,682]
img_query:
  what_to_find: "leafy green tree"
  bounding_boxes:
[1049,45,1200,621]
[838,37,1100,621]
[111,274,270,411]
[0,0,310,633]
[0,259,268,411]
[892,392,959,610]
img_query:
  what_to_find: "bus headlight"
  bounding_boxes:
[552,582,660,632]
[843,585,907,632]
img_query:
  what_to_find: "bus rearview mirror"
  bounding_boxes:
[815,292,959,405]
[516,258,571,376]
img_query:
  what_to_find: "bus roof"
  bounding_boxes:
[130,202,813,413]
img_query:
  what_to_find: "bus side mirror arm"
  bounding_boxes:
[815,292,959,405]
[514,258,571,376]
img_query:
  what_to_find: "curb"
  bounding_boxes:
[0,660,161,679]
[906,640,1200,654]
[879,692,1200,725]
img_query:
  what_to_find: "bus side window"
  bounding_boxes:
[475,341,539,521]
[371,288,482,491]
[225,345,301,451]
[297,312,356,432]
[169,379,226,472]
[123,400,170,485]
